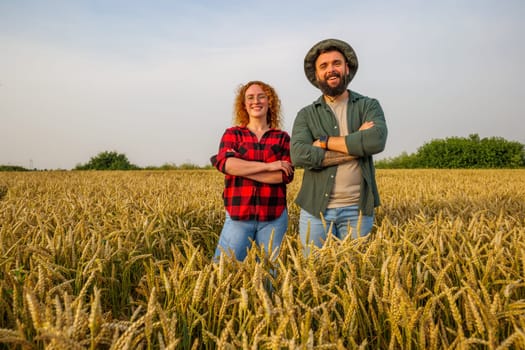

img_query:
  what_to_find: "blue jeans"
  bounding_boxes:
[299,206,374,255]
[214,209,288,261]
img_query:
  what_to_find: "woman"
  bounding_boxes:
[211,81,294,261]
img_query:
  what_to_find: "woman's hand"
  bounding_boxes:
[267,160,294,177]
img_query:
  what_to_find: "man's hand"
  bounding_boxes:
[359,121,374,131]
[312,139,322,148]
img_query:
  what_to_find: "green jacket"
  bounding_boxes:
[290,90,388,217]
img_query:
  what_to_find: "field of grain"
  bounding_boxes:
[0,169,524,349]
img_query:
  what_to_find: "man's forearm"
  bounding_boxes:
[322,151,357,167]
[326,136,349,154]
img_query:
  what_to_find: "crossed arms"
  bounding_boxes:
[224,157,294,184]
[313,121,375,167]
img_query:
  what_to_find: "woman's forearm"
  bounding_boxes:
[225,157,293,179]
[224,157,270,176]
[244,171,284,184]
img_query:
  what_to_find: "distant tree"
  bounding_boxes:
[75,151,140,170]
[0,165,29,171]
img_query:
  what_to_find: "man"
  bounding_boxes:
[291,38,387,254]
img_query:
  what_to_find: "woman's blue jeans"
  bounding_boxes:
[214,209,288,261]
[299,205,373,255]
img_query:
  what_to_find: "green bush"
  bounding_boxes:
[75,151,140,170]
[377,134,524,169]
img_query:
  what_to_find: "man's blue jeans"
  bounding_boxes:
[299,206,373,255]
[214,209,288,261]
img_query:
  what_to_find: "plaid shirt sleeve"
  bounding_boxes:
[279,131,294,185]
[211,128,241,173]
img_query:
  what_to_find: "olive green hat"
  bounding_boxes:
[304,38,359,88]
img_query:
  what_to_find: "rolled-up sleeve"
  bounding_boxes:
[345,98,387,157]
[291,108,326,170]
[210,129,240,173]
[280,132,295,184]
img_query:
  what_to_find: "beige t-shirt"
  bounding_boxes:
[326,97,361,208]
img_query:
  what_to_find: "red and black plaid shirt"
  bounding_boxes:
[211,126,293,221]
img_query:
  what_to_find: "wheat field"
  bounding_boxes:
[0,169,524,349]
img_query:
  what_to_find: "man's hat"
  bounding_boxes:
[304,38,359,88]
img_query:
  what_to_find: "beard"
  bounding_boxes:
[317,71,350,97]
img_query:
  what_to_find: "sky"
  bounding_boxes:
[1,0,524,170]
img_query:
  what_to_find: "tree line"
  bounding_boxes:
[1,135,524,171]
[73,151,213,171]
[375,134,524,169]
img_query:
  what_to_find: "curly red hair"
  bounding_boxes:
[233,81,282,129]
